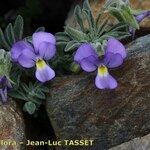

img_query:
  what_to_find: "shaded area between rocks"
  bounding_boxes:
[24,105,56,150]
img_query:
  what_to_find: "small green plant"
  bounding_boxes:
[0,0,149,114]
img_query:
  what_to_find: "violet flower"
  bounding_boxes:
[135,10,150,23]
[130,10,150,37]
[0,76,11,103]
[11,32,56,83]
[74,38,126,89]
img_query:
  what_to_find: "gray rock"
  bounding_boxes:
[0,100,26,150]
[110,134,150,150]
[47,35,150,150]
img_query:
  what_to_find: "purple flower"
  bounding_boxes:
[74,38,126,89]
[130,10,150,37]
[135,11,150,23]
[0,76,12,103]
[11,32,56,83]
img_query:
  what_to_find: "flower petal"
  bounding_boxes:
[0,88,7,103]
[35,64,55,82]
[32,32,56,53]
[38,42,56,60]
[74,43,99,63]
[22,48,36,60]
[0,76,6,85]
[106,38,127,59]
[104,52,123,68]
[18,49,36,68]
[80,56,98,72]
[135,11,150,23]
[11,41,34,62]
[95,66,117,89]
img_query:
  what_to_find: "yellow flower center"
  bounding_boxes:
[36,59,46,69]
[98,65,108,77]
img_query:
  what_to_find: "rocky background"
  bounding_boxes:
[47,34,150,150]
[110,134,150,150]
[0,100,25,150]
[0,0,150,150]
[46,0,150,150]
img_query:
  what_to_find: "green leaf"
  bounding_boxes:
[91,42,105,56]
[55,32,70,42]
[121,5,139,29]
[109,4,139,30]
[83,0,95,29]
[8,90,27,101]
[4,52,12,75]
[4,23,16,46]
[32,98,43,106]
[83,0,91,11]
[65,26,88,42]
[109,7,126,22]
[56,41,67,46]
[9,81,49,115]
[101,31,131,40]
[10,66,22,89]
[0,28,10,50]
[23,102,36,115]
[13,15,24,40]
[0,50,12,76]
[24,36,32,43]
[21,83,30,93]
[109,23,128,32]
[56,41,67,50]
[38,86,49,93]
[70,62,81,73]
[130,9,144,16]
[34,90,45,99]
[95,11,103,27]
[35,27,45,32]
[116,34,131,40]
[64,41,80,52]
[82,10,93,31]
[97,19,108,37]
[103,0,118,9]
[74,5,85,32]
[0,49,5,59]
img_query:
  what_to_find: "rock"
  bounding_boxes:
[0,100,26,150]
[66,0,150,29]
[46,34,150,149]
[110,134,150,150]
